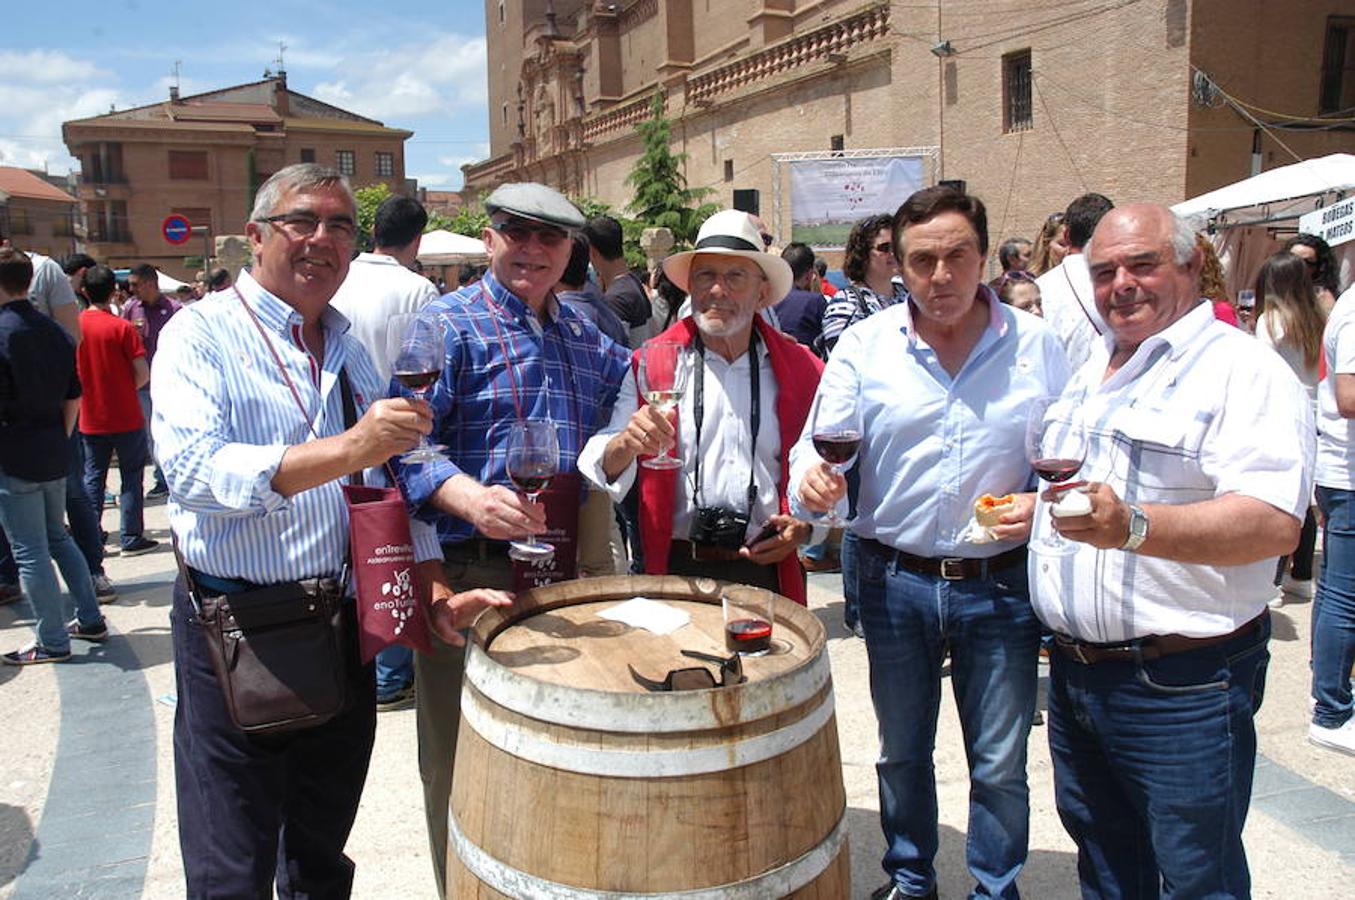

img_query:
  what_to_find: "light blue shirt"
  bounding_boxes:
[790,291,1070,557]
[151,269,438,583]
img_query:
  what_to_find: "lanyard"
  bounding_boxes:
[473,284,585,455]
[690,328,760,514]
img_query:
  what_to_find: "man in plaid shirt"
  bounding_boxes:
[395,182,628,895]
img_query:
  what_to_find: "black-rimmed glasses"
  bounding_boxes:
[628,650,746,692]
[259,212,357,242]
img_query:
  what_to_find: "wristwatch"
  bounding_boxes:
[1121,504,1149,551]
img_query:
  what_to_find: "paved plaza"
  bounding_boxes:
[1,497,1354,898]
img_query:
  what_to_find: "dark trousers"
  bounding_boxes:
[171,579,376,899]
[82,429,148,548]
[0,525,15,584]
[665,543,782,591]
[65,429,104,576]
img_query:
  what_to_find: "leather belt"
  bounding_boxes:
[670,539,746,563]
[891,546,1027,581]
[443,538,511,564]
[1054,612,1267,665]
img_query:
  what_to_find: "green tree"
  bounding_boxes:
[625,90,717,246]
[353,183,392,251]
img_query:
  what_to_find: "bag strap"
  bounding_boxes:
[338,369,364,488]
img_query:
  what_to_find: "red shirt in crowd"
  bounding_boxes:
[77,307,147,434]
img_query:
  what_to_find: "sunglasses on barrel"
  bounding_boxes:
[628,649,747,692]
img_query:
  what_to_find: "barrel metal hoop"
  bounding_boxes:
[463,643,832,732]
[447,808,847,899]
[461,684,835,777]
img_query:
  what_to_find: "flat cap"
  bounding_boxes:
[483,182,585,231]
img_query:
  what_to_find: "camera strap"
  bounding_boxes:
[690,327,760,516]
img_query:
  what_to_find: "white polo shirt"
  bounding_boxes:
[330,252,439,386]
[1036,253,1105,373]
[1317,285,1355,489]
[1030,302,1314,642]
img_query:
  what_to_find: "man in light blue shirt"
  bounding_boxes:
[793,186,1069,900]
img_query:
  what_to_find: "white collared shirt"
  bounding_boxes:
[1037,253,1105,372]
[578,334,784,542]
[329,252,439,386]
[1029,303,1314,641]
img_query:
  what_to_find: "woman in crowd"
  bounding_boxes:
[1197,234,1240,327]
[1286,233,1341,313]
[1255,251,1325,605]
[994,270,1042,316]
[818,213,906,357]
[1029,211,1068,276]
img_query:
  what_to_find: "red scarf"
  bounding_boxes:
[636,316,824,605]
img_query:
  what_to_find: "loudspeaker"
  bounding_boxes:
[733,189,760,216]
[939,179,967,194]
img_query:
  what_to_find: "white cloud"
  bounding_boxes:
[312,35,487,121]
[0,50,107,85]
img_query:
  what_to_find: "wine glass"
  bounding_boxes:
[387,313,447,464]
[1026,395,1088,557]
[506,419,560,562]
[808,389,863,528]
[637,341,690,470]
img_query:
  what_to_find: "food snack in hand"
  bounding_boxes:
[975,493,1015,527]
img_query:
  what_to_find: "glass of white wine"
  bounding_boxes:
[637,341,690,470]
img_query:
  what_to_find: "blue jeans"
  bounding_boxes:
[65,428,105,577]
[855,538,1039,898]
[138,386,167,491]
[1315,486,1355,727]
[82,429,148,548]
[1047,616,1270,899]
[0,471,102,652]
[376,644,414,696]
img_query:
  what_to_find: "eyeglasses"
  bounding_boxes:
[489,219,571,248]
[628,650,746,692]
[690,266,765,292]
[872,241,894,254]
[259,212,357,242]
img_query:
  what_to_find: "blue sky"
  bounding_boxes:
[3,0,490,189]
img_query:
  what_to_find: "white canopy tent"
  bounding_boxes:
[416,230,488,266]
[1171,153,1355,296]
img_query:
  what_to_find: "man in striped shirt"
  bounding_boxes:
[396,182,629,895]
[152,164,509,898]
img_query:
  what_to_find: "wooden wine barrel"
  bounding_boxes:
[446,574,849,899]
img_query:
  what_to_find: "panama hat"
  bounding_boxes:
[662,210,794,302]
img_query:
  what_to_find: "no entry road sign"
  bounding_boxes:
[162,214,192,245]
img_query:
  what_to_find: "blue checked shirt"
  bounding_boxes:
[151,269,439,584]
[397,272,630,544]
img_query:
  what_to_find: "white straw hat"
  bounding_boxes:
[662,210,793,302]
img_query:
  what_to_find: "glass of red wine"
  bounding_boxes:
[1026,395,1088,557]
[808,389,863,527]
[723,591,773,657]
[388,313,448,464]
[506,419,559,562]
[637,341,690,470]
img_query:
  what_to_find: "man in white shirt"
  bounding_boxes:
[1311,281,1355,756]
[578,209,821,604]
[1036,193,1113,371]
[1030,203,1313,899]
[330,193,440,713]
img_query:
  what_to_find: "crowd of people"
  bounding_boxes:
[0,161,1348,900]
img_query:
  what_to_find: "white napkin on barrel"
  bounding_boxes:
[598,597,691,635]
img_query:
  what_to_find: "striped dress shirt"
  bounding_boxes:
[151,269,439,583]
[397,272,630,544]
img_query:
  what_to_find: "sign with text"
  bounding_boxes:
[790,156,926,248]
[1299,198,1355,248]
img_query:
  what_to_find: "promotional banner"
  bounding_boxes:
[790,156,926,247]
[1299,197,1355,248]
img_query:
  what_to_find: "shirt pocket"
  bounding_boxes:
[1108,407,1214,506]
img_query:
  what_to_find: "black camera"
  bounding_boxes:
[689,506,750,550]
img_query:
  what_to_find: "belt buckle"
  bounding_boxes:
[939,558,966,580]
[1057,635,1091,665]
